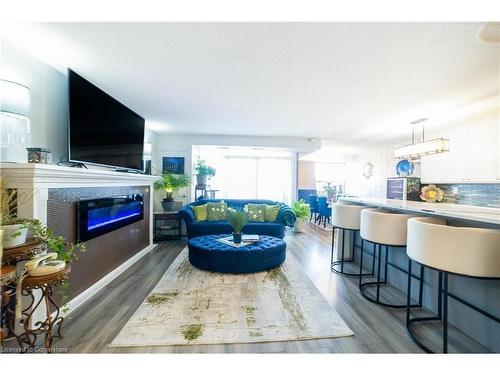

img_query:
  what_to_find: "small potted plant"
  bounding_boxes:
[193,159,216,185]
[291,199,311,233]
[323,182,336,201]
[154,173,190,211]
[226,208,249,244]
[1,185,29,248]
[26,219,86,313]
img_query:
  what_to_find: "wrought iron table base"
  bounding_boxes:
[17,284,64,351]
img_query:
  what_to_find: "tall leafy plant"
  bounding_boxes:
[154,173,190,201]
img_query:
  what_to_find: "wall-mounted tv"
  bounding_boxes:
[68,69,145,171]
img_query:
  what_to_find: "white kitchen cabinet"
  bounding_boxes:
[420,118,499,183]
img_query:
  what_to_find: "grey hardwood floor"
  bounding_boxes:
[23,223,491,353]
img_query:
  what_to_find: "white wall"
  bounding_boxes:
[1,39,160,171]
[154,133,319,209]
[1,38,68,162]
[344,144,397,198]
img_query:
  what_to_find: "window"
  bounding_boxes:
[194,146,294,204]
[315,162,346,196]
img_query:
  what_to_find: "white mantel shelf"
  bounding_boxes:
[1,163,159,188]
[340,197,500,226]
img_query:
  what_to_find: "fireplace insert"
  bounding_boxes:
[77,194,144,241]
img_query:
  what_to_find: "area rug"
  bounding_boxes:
[110,247,353,347]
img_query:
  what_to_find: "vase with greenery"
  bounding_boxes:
[226,208,249,243]
[1,184,29,248]
[154,173,190,211]
[323,182,336,200]
[291,199,311,233]
[193,159,216,185]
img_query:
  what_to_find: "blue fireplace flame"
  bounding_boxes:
[87,201,143,231]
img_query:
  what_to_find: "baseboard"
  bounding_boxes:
[54,243,157,319]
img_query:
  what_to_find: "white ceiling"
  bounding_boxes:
[2,22,499,142]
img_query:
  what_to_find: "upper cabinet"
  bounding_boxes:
[420,117,499,183]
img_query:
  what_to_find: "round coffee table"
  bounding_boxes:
[188,234,286,274]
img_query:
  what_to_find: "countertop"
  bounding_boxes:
[339,197,500,226]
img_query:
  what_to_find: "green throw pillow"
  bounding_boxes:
[191,204,208,221]
[206,201,228,221]
[265,204,280,222]
[246,204,266,222]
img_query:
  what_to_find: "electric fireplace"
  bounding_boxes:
[77,194,144,241]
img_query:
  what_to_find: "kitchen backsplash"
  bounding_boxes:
[428,183,500,208]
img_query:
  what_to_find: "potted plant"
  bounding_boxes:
[291,199,311,233]
[226,208,249,244]
[154,173,190,211]
[193,159,216,185]
[1,186,29,248]
[26,219,86,313]
[323,182,337,201]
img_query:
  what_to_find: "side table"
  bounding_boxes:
[17,264,71,351]
[2,240,47,266]
[1,240,46,342]
[153,211,182,241]
[0,266,17,343]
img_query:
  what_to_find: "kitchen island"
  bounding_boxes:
[339,196,500,227]
[335,196,500,352]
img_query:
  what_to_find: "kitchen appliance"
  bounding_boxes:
[386,177,421,201]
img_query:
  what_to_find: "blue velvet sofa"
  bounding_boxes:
[179,199,296,239]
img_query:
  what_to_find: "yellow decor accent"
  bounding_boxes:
[420,185,444,203]
[206,201,228,221]
[265,204,280,222]
[191,204,208,221]
[245,204,266,222]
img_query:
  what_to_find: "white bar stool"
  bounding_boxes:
[406,217,500,353]
[331,202,375,277]
[359,208,424,308]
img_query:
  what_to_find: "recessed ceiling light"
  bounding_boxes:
[308,138,317,142]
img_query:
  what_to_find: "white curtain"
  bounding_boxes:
[210,154,293,204]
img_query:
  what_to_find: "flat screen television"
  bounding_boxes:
[68,69,145,171]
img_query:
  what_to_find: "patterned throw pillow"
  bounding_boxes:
[245,204,266,222]
[191,204,208,221]
[265,204,280,222]
[206,201,228,221]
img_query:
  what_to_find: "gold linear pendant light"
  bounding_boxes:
[393,118,449,160]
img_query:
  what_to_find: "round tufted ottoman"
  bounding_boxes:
[188,234,286,274]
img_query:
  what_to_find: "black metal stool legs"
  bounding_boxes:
[331,228,374,277]
[406,262,449,353]
[359,243,424,309]
[406,261,500,353]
